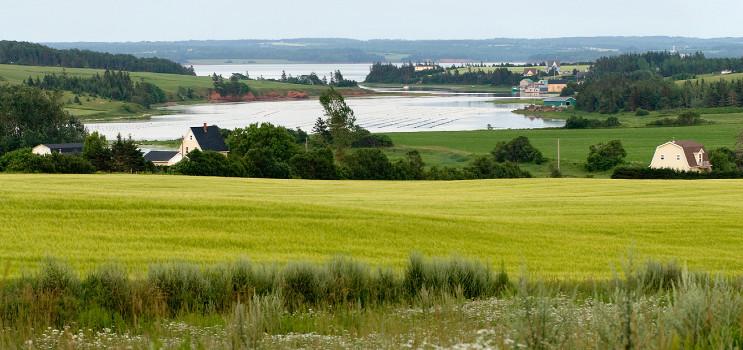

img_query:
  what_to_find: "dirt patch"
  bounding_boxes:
[208,90,310,103]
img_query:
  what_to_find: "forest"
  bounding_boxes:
[575,52,743,113]
[26,70,167,108]
[364,62,521,86]
[0,41,194,75]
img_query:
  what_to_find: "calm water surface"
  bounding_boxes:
[86,95,565,140]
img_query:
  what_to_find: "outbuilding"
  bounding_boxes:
[32,143,84,156]
[144,151,183,167]
[543,97,576,108]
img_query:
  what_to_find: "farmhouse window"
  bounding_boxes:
[661,155,665,160]
[676,155,681,160]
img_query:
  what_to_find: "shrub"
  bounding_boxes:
[491,136,545,164]
[352,134,394,148]
[465,156,532,179]
[0,149,95,174]
[648,111,706,127]
[342,148,394,180]
[564,116,621,129]
[635,108,650,116]
[611,166,743,179]
[173,150,247,177]
[709,147,738,173]
[289,148,338,179]
[586,140,627,172]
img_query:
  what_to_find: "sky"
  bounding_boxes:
[3,0,743,42]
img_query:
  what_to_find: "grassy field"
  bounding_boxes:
[2,174,743,278]
[0,64,366,119]
[679,72,743,84]
[385,119,743,177]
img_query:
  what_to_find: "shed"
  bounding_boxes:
[32,143,84,156]
[543,97,576,108]
[144,151,183,167]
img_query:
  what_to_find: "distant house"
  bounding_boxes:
[519,79,534,88]
[32,143,84,156]
[543,97,576,108]
[144,151,183,167]
[180,123,229,156]
[414,65,437,72]
[721,70,734,75]
[650,140,712,172]
[523,68,540,77]
[547,79,569,93]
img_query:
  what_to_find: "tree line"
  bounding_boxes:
[0,41,194,75]
[365,62,530,86]
[592,52,743,79]
[575,70,743,113]
[279,70,357,87]
[26,70,167,108]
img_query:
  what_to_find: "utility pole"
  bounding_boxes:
[557,138,561,171]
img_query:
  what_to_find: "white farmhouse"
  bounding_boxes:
[650,140,712,172]
[179,123,229,156]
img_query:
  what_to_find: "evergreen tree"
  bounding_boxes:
[82,132,112,171]
[110,134,146,172]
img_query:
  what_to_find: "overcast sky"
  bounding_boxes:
[3,0,743,42]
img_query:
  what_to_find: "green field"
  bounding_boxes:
[385,120,743,177]
[2,174,743,278]
[0,64,366,119]
[680,72,743,84]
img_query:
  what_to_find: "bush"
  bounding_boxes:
[352,134,394,148]
[465,156,532,179]
[586,140,627,172]
[491,136,544,164]
[289,148,338,179]
[173,150,247,177]
[392,150,425,180]
[635,108,650,116]
[0,149,95,174]
[342,148,394,180]
[709,147,738,173]
[611,166,743,179]
[564,116,621,129]
[648,111,707,127]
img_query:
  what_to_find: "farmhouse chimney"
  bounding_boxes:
[203,123,208,133]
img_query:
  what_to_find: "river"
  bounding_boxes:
[85,95,565,141]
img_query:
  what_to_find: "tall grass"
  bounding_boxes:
[0,255,506,331]
[5,256,743,349]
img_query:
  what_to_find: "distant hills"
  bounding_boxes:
[46,37,743,64]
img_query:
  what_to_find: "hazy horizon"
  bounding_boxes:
[3,0,743,42]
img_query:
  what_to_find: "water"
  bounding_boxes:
[192,63,374,82]
[85,95,565,140]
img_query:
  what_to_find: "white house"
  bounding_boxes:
[179,123,229,156]
[144,151,183,167]
[650,140,712,172]
[32,143,84,156]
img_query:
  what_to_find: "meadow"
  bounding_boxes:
[2,174,743,278]
[381,105,743,177]
[0,64,364,120]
